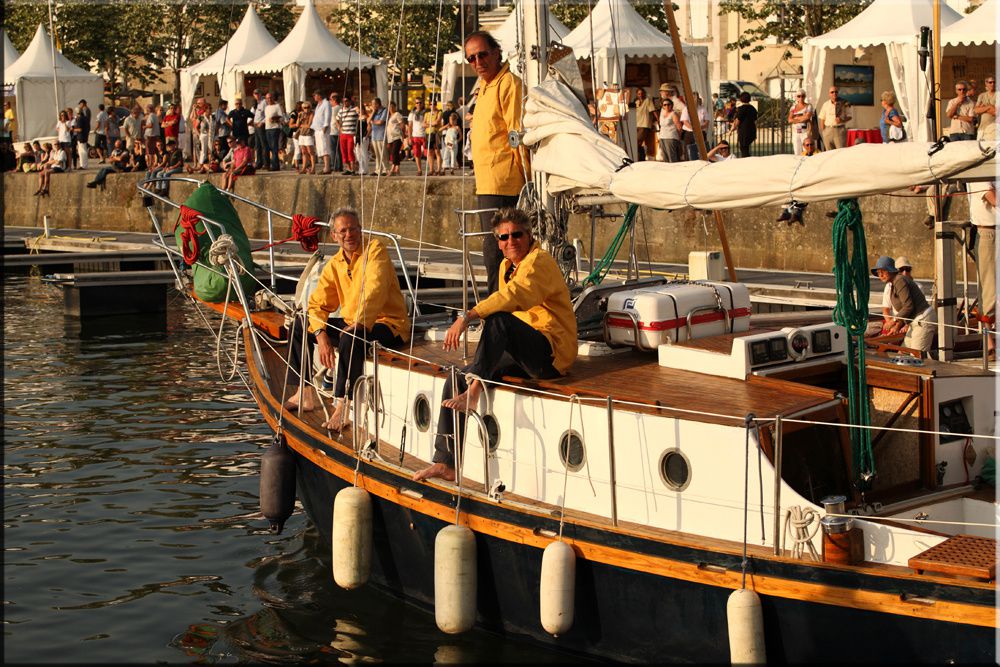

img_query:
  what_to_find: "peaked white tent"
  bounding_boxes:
[235,0,386,108]
[3,24,103,142]
[440,7,571,103]
[180,5,278,117]
[802,0,963,143]
[944,0,997,46]
[3,30,20,80]
[561,0,709,103]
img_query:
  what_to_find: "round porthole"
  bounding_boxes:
[413,394,431,432]
[559,430,586,472]
[659,450,691,491]
[482,413,500,453]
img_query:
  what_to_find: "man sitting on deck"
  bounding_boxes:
[283,207,410,431]
[413,208,578,482]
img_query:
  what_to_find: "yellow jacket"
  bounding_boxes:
[308,238,410,342]
[474,241,577,374]
[471,63,530,196]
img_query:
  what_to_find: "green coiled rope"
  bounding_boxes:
[582,204,638,287]
[830,198,875,491]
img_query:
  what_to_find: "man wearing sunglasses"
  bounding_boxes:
[463,30,529,294]
[974,75,996,141]
[818,86,851,150]
[946,80,976,141]
[413,208,576,483]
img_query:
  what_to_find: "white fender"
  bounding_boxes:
[331,486,372,590]
[540,540,576,636]
[434,524,477,634]
[727,588,766,664]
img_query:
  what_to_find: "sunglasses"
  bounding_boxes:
[495,230,525,241]
[467,50,491,64]
[957,87,967,91]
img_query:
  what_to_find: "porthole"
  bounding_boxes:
[413,394,431,432]
[659,450,691,491]
[558,430,586,472]
[482,413,500,453]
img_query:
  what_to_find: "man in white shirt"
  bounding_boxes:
[971,183,997,357]
[251,88,266,169]
[408,97,427,176]
[263,92,284,171]
[946,80,977,140]
[818,86,851,150]
[328,92,343,172]
[311,90,332,174]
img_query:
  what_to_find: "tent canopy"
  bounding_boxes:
[943,0,997,46]
[236,0,386,107]
[441,6,570,102]
[802,0,963,143]
[180,4,278,116]
[3,30,20,78]
[4,24,104,142]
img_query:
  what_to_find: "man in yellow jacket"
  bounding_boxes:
[284,207,410,430]
[413,207,576,482]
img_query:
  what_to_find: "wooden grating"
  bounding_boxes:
[908,535,997,581]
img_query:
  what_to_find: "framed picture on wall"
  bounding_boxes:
[624,63,651,88]
[833,64,874,106]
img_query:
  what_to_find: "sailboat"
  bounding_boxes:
[142,0,997,661]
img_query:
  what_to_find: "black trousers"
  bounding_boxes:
[477,194,519,295]
[432,312,559,468]
[285,315,403,399]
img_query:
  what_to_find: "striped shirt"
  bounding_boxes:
[337,106,359,136]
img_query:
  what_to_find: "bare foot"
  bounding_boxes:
[322,400,350,431]
[412,462,456,482]
[441,381,483,413]
[284,388,316,412]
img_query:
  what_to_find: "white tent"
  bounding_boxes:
[3,24,104,142]
[3,30,20,80]
[235,0,386,109]
[802,0,963,143]
[944,0,997,46]
[179,5,278,117]
[440,7,571,103]
[561,0,710,103]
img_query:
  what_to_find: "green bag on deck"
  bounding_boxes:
[174,182,257,303]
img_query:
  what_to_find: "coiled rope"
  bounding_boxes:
[830,198,874,490]
[582,203,638,287]
[252,214,322,253]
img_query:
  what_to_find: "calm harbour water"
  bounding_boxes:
[3,275,570,664]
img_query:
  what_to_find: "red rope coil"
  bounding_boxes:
[175,205,205,264]
[252,214,321,253]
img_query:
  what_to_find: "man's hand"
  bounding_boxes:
[443,311,477,351]
[316,332,335,369]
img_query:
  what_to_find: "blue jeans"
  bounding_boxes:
[265,128,281,170]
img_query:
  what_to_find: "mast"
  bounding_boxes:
[931,0,954,361]
[521,0,558,233]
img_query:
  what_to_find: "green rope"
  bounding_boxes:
[582,204,638,287]
[830,198,875,491]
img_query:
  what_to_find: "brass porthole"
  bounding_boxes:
[659,450,691,491]
[558,430,586,472]
[414,394,431,432]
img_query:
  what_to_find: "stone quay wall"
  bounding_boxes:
[3,170,969,280]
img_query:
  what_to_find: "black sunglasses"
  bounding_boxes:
[467,50,491,64]
[495,230,525,241]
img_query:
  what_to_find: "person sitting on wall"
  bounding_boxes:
[283,207,410,431]
[872,255,936,355]
[412,207,578,482]
[222,136,255,192]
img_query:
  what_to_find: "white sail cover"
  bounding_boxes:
[180,5,278,117]
[235,0,386,107]
[943,0,997,46]
[4,24,104,142]
[802,0,963,143]
[523,80,994,210]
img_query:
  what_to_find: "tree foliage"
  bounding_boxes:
[550,0,677,35]
[717,0,872,59]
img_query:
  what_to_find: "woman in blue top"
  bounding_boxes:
[879,91,905,143]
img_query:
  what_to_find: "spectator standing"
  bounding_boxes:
[311,90,332,174]
[633,87,656,161]
[94,103,110,163]
[73,99,91,169]
[408,97,427,176]
[465,30,528,293]
[123,106,142,151]
[370,97,388,176]
[657,98,682,163]
[970,183,997,357]
[356,100,371,175]
[196,101,214,168]
[215,100,231,141]
[442,113,460,175]
[425,100,443,175]
[730,92,758,158]
[386,101,404,176]
[56,110,73,169]
[297,101,316,174]
[974,75,997,141]
[787,89,814,155]
[250,89,267,169]
[143,104,160,156]
[336,94,359,175]
[130,138,147,172]
[879,91,905,143]
[263,92,284,171]
[287,101,301,170]
[228,97,252,145]
[3,100,16,143]
[106,103,121,149]
[679,93,709,161]
[946,80,976,140]
[328,92,343,172]
[162,103,180,144]
[818,86,851,150]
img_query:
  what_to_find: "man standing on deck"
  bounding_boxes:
[970,183,997,358]
[465,30,529,294]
